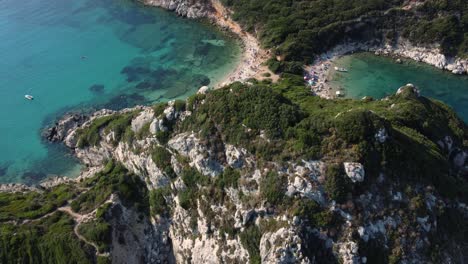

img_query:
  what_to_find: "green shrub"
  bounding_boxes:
[0,212,94,263]
[78,219,112,253]
[216,167,240,189]
[324,164,350,203]
[153,103,167,117]
[155,131,171,145]
[260,171,286,205]
[97,256,111,264]
[0,184,78,221]
[76,112,137,148]
[151,146,176,178]
[239,225,262,264]
[149,187,170,216]
[71,160,148,214]
[173,100,186,112]
[76,115,115,148]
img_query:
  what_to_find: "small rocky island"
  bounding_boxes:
[1,0,468,263]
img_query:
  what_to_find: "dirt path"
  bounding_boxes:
[57,196,114,258]
[9,195,114,258]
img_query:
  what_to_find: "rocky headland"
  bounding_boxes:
[1,1,467,263]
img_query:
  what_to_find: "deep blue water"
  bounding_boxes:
[0,0,240,183]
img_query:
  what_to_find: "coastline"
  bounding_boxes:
[208,0,279,88]
[2,1,467,190]
[305,41,468,99]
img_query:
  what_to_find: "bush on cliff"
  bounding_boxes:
[71,160,149,214]
[0,212,94,263]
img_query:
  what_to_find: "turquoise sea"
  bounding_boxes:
[330,53,468,122]
[0,0,240,183]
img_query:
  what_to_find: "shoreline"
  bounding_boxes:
[2,1,467,189]
[305,41,468,99]
[207,0,279,88]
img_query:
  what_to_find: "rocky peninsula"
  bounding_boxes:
[1,0,467,264]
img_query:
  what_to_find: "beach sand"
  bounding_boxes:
[305,59,342,99]
[209,0,279,88]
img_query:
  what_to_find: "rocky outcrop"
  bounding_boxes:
[141,0,214,18]
[343,162,365,183]
[168,132,224,177]
[314,39,468,76]
[43,113,88,142]
[375,40,468,75]
[260,226,308,263]
[106,197,175,264]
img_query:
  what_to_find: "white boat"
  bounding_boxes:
[25,94,34,100]
[334,66,348,72]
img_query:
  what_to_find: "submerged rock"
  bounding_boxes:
[22,171,47,184]
[89,84,105,93]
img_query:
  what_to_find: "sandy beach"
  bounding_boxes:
[209,0,279,88]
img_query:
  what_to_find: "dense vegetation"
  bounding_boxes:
[0,184,78,221]
[71,160,149,214]
[0,161,149,264]
[1,75,466,262]
[180,76,467,201]
[222,0,468,70]
[0,212,94,263]
[76,112,138,148]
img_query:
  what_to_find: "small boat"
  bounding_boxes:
[24,94,34,100]
[334,67,348,72]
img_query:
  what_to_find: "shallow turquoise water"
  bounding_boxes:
[0,0,240,183]
[330,53,468,122]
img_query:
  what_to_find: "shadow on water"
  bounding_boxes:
[19,143,82,185]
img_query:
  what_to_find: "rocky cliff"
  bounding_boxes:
[1,1,467,263]
[141,0,214,18]
[11,81,463,264]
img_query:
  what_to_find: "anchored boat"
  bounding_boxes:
[24,94,34,100]
[334,66,348,72]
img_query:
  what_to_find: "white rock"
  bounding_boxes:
[374,128,388,143]
[168,132,224,177]
[337,241,360,264]
[343,162,365,183]
[149,118,167,134]
[198,86,210,94]
[225,144,245,168]
[131,108,154,132]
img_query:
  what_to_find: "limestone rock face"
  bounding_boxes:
[224,144,246,168]
[396,83,421,97]
[43,113,87,143]
[343,162,365,183]
[131,108,154,132]
[149,118,168,134]
[107,198,174,264]
[168,132,224,176]
[336,241,360,264]
[260,227,308,264]
[170,200,249,263]
[142,0,214,18]
[377,40,468,74]
[197,85,210,94]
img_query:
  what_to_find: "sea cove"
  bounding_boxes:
[329,53,468,122]
[0,0,240,183]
